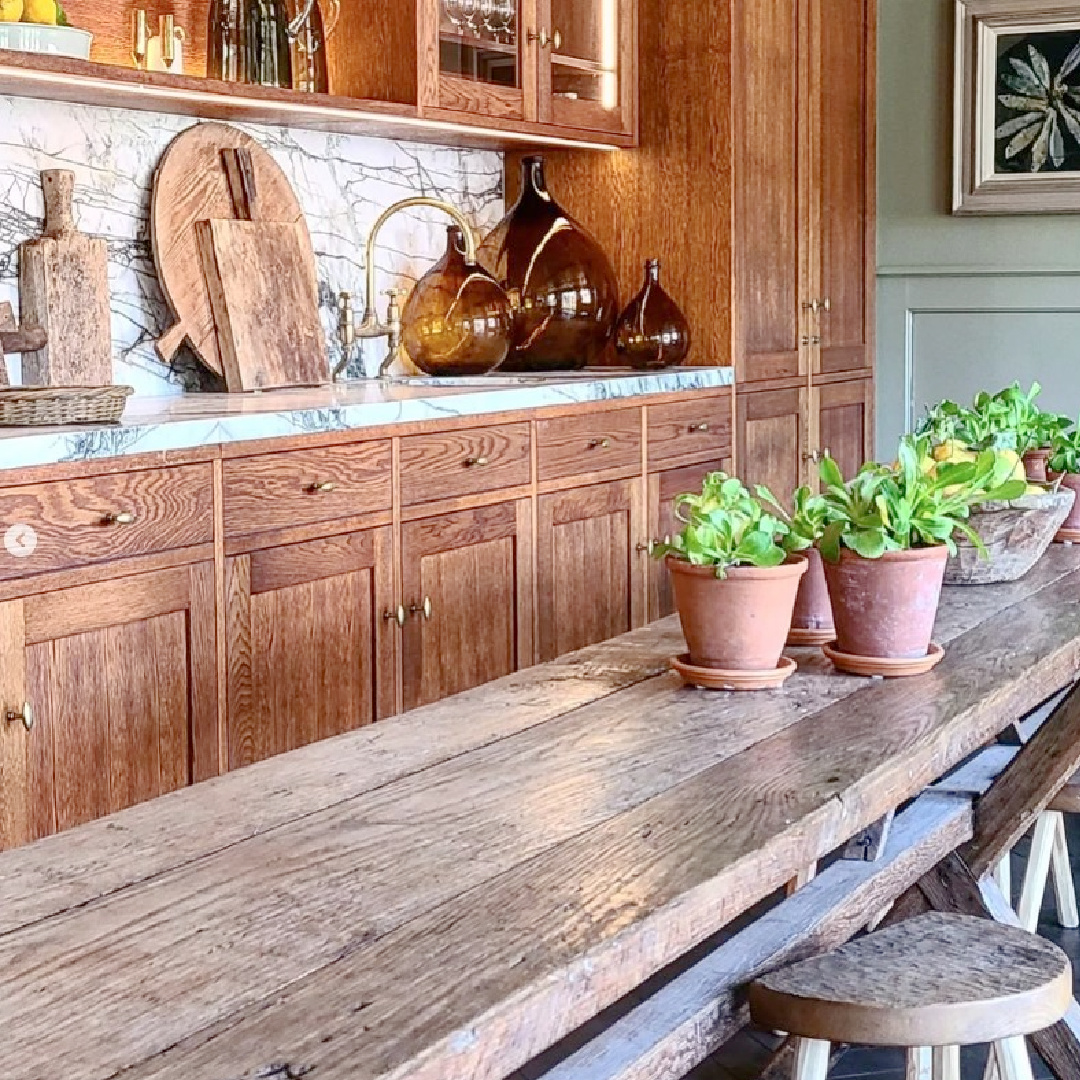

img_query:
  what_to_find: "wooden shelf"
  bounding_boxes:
[439,29,519,57]
[550,53,610,75]
[0,48,632,150]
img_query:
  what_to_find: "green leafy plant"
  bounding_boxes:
[654,472,789,577]
[817,434,1028,563]
[918,382,1071,455]
[1050,420,1080,476]
[755,485,831,553]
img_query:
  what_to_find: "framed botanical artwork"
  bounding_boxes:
[955,0,1080,213]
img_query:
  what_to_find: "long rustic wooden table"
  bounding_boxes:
[4,548,1080,1080]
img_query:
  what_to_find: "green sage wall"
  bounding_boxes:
[876,0,1080,456]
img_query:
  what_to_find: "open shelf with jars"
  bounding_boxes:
[0,0,636,149]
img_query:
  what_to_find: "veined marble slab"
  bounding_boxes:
[0,369,734,473]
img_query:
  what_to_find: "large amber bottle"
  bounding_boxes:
[614,260,692,369]
[479,156,619,371]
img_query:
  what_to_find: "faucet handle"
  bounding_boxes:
[338,291,355,348]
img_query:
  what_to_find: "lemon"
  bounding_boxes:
[22,0,58,24]
[0,0,23,21]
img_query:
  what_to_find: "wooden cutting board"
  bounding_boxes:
[151,123,315,378]
[197,219,328,391]
[19,170,112,387]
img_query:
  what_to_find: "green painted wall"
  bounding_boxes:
[876,0,1080,454]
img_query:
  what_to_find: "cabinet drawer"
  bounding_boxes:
[400,423,531,507]
[0,464,213,582]
[223,441,392,539]
[537,408,642,482]
[648,396,732,467]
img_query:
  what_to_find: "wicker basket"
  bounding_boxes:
[0,385,134,427]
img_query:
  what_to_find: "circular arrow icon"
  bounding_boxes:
[4,523,38,559]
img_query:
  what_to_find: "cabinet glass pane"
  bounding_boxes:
[549,0,619,108]
[440,0,520,88]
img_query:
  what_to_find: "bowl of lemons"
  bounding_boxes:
[0,1,92,60]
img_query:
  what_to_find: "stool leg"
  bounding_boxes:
[1050,811,1079,929]
[991,1037,1035,1080]
[993,852,1012,905]
[933,1046,960,1080]
[907,1047,933,1080]
[793,1038,831,1080]
[1018,812,1057,931]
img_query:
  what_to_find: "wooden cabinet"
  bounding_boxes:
[0,564,218,851]
[647,455,732,621]
[537,478,645,662]
[736,386,809,499]
[401,501,533,711]
[224,528,394,769]
[812,377,875,484]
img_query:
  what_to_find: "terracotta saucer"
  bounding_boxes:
[1055,527,1080,545]
[787,625,837,647]
[822,641,945,679]
[671,654,798,691]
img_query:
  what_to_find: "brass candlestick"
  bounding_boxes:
[132,9,149,69]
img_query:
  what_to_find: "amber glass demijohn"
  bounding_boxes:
[615,259,692,369]
[401,226,513,376]
[479,156,619,371]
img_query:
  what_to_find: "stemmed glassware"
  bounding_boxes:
[443,0,515,42]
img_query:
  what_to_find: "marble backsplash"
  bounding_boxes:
[0,94,504,394]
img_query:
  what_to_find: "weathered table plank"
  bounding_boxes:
[1,549,1079,1080]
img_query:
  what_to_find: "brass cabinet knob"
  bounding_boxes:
[550,28,562,50]
[801,335,822,346]
[306,481,337,493]
[384,605,406,628]
[464,456,489,468]
[529,27,561,49]
[410,597,433,620]
[587,438,611,450]
[6,702,33,732]
[637,540,658,555]
[103,511,136,526]
[802,449,822,464]
[802,298,832,314]
[689,422,709,433]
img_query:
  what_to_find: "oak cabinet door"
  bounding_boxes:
[537,478,645,662]
[737,386,810,500]
[0,564,217,851]
[814,377,874,483]
[401,501,533,712]
[225,528,395,769]
[647,456,732,622]
[816,0,875,376]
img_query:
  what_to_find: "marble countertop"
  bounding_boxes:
[0,368,734,473]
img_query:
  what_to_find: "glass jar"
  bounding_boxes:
[208,0,292,88]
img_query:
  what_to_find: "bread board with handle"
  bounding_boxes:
[152,122,316,378]
[18,170,112,387]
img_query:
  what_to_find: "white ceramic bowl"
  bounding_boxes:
[0,23,93,60]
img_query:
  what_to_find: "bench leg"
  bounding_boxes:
[1050,812,1079,929]
[992,1038,1035,1080]
[933,1046,960,1080]
[907,1047,933,1080]
[1018,813,1056,931]
[793,1038,831,1080]
[993,853,1012,906]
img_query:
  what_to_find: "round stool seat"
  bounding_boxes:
[750,913,1071,1048]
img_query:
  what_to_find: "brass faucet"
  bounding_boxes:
[333,196,481,381]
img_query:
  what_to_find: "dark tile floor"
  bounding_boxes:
[690,818,1080,1080]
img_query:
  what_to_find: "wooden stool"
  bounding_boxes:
[749,913,1072,1080]
[1012,772,1080,932]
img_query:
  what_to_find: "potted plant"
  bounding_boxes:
[655,472,807,689]
[817,435,1026,676]
[1049,420,1080,542]
[757,485,835,645]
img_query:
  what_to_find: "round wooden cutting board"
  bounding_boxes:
[151,122,316,377]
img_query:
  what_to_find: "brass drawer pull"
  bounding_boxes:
[103,511,137,526]
[384,605,406,628]
[464,456,489,468]
[587,438,611,450]
[689,422,710,433]
[410,597,433,620]
[529,27,562,49]
[6,702,33,732]
[306,481,337,493]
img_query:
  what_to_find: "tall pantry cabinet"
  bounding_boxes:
[508,0,876,498]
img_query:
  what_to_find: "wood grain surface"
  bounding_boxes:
[646,394,733,468]
[537,408,643,483]
[2,549,1080,1080]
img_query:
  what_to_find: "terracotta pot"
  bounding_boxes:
[667,555,807,671]
[822,546,949,661]
[1023,446,1052,483]
[790,547,834,632]
[1050,472,1080,533]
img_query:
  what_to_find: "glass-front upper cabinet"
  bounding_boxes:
[420,0,636,137]
[536,0,634,135]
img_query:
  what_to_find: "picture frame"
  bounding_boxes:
[954,0,1080,213]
